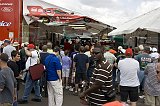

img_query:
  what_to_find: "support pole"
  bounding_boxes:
[158,33,160,52]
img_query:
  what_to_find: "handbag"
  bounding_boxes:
[29,63,45,81]
[29,51,45,81]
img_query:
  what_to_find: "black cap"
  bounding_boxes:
[4,39,11,44]
[53,46,60,52]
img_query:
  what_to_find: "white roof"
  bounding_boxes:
[109,7,160,36]
[79,32,92,38]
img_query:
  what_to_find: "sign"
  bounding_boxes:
[0,21,11,26]
[0,0,21,40]
[1,7,13,12]
[27,6,83,23]
[9,32,14,38]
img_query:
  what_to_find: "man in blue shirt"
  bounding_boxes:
[45,46,63,106]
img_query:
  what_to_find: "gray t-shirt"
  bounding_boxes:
[0,67,17,104]
[3,45,16,59]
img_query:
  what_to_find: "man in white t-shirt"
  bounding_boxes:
[104,46,116,64]
[3,39,16,59]
[18,44,41,104]
[118,48,140,106]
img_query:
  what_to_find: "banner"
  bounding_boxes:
[0,0,21,40]
[27,6,83,23]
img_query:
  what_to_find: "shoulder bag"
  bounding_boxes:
[29,51,45,81]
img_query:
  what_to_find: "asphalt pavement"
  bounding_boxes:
[18,85,146,106]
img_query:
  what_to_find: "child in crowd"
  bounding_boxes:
[62,50,71,89]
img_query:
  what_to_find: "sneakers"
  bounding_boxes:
[65,86,70,89]
[18,99,28,104]
[139,95,145,99]
[31,98,42,102]
[69,87,74,92]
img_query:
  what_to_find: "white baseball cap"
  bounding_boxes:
[138,45,144,51]
[118,46,123,50]
[152,47,157,52]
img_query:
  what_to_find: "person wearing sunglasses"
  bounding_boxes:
[80,47,114,106]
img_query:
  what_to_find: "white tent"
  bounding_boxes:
[109,7,160,36]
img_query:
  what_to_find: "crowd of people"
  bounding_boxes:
[0,39,160,106]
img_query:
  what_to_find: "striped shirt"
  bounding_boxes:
[144,63,160,96]
[87,61,113,106]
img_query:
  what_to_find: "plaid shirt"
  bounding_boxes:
[144,63,160,96]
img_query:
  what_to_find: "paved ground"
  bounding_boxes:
[18,85,146,106]
[18,88,80,106]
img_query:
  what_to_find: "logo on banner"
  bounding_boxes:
[0,21,11,26]
[0,3,13,6]
[1,7,13,12]
[30,7,43,13]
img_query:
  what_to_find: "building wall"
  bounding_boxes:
[125,30,158,48]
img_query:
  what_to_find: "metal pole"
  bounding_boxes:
[158,33,160,52]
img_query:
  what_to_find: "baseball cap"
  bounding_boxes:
[118,46,123,50]
[138,45,144,51]
[152,47,157,52]
[27,44,35,49]
[109,49,117,54]
[4,39,11,44]
[53,46,60,52]
[125,48,133,56]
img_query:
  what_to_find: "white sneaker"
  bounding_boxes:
[139,95,145,99]
[69,87,74,92]
[65,86,70,89]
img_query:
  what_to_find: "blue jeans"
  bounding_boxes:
[138,70,145,90]
[22,72,41,100]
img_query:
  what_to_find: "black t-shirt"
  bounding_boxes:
[7,60,20,78]
[74,53,89,73]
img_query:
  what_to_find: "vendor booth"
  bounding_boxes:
[109,7,160,51]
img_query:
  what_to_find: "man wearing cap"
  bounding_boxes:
[104,46,117,86]
[18,44,41,104]
[3,39,16,59]
[45,46,63,106]
[150,47,159,60]
[104,46,117,65]
[118,48,140,106]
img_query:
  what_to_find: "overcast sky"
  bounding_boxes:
[42,0,160,27]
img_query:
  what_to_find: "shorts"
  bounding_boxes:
[120,86,139,102]
[62,68,70,78]
[145,92,160,106]
[75,73,87,84]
